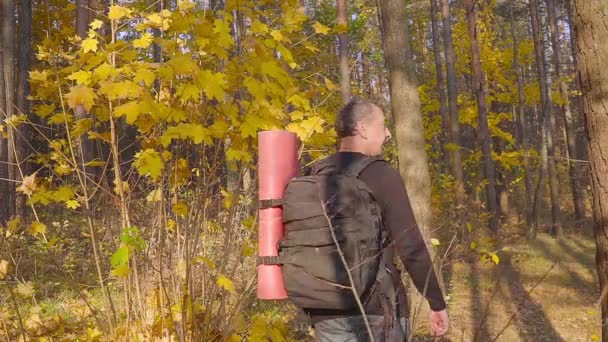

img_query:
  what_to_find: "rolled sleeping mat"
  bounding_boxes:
[257,130,299,299]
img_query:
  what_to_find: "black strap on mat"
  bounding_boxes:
[259,198,283,209]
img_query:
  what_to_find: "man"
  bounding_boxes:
[309,98,449,341]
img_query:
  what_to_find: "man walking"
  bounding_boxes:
[308,98,449,341]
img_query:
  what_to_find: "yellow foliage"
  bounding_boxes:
[216,275,235,292]
[81,37,98,53]
[0,260,9,280]
[64,86,96,111]
[313,22,330,35]
[133,32,153,49]
[28,221,47,237]
[108,5,132,20]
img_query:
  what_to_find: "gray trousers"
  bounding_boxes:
[314,315,409,342]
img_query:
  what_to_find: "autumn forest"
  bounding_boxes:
[0,0,607,341]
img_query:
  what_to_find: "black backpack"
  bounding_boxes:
[259,155,386,310]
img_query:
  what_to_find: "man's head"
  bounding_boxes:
[335,97,391,156]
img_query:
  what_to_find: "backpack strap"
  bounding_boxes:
[311,154,385,177]
[337,155,385,177]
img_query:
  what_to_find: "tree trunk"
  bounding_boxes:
[570,1,608,339]
[75,0,95,173]
[15,0,32,217]
[337,0,350,104]
[464,0,498,231]
[510,3,534,225]
[529,0,562,237]
[439,0,465,205]
[546,0,585,223]
[377,0,438,322]
[3,0,16,218]
[429,0,449,150]
[0,3,7,223]
[565,0,588,163]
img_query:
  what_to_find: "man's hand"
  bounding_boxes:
[429,309,449,338]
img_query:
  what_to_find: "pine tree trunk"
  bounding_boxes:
[439,0,465,205]
[565,0,588,163]
[337,0,350,104]
[75,0,95,172]
[0,4,7,222]
[570,1,608,339]
[429,0,449,152]
[464,0,498,231]
[529,0,562,237]
[3,0,16,218]
[546,0,585,223]
[510,3,534,225]
[377,0,438,322]
[15,0,32,217]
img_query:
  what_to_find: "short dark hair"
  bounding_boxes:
[335,97,377,138]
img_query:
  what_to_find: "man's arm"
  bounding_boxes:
[360,161,447,311]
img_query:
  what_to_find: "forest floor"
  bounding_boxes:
[409,226,601,342]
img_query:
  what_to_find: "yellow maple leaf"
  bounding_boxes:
[313,21,330,35]
[82,37,98,53]
[147,13,163,25]
[16,173,37,196]
[270,30,284,42]
[300,116,325,135]
[133,32,153,49]
[217,275,235,292]
[66,200,80,209]
[147,13,171,30]
[29,70,48,82]
[334,23,348,34]
[65,86,96,111]
[146,189,162,202]
[28,221,47,237]
[0,260,9,280]
[251,20,268,34]
[172,202,188,217]
[67,70,91,85]
[108,5,132,20]
[89,19,103,30]
[134,67,155,86]
[134,149,163,180]
[16,281,34,298]
[178,0,195,11]
[324,77,337,91]
[93,63,116,81]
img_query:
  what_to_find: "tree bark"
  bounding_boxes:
[439,0,465,205]
[429,0,449,150]
[0,2,7,222]
[337,0,350,104]
[377,0,433,238]
[570,1,608,339]
[529,0,562,237]
[464,0,498,231]
[75,0,95,173]
[546,0,585,223]
[565,0,588,163]
[16,0,32,217]
[510,3,534,225]
[377,0,438,322]
[2,0,16,218]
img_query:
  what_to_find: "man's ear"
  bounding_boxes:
[356,121,368,139]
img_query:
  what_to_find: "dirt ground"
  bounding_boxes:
[411,231,601,342]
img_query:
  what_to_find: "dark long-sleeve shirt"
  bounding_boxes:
[307,152,446,324]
